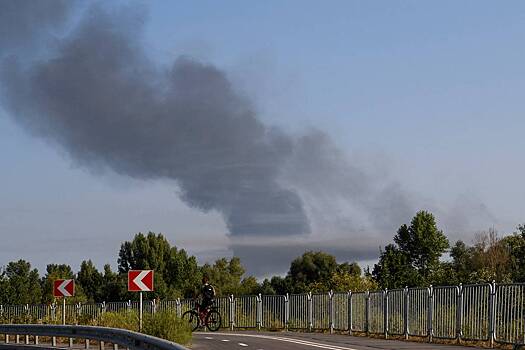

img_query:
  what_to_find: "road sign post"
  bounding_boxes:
[53,279,75,325]
[128,270,154,332]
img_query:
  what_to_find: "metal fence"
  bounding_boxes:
[1,282,525,346]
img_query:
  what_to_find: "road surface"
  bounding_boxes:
[190,331,484,350]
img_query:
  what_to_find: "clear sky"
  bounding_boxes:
[1,1,524,277]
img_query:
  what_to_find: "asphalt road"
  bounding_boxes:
[190,331,484,350]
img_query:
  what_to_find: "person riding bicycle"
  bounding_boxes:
[198,275,216,314]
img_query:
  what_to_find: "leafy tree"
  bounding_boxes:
[77,260,104,302]
[118,232,202,299]
[394,211,449,279]
[288,251,338,293]
[502,224,525,282]
[1,260,42,304]
[41,263,86,304]
[257,279,276,295]
[200,257,246,296]
[372,244,421,289]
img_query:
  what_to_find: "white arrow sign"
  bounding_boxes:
[133,270,152,291]
[55,279,74,297]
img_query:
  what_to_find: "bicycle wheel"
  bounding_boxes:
[182,310,200,331]
[205,309,222,331]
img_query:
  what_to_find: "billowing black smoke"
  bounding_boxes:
[0,2,414,245]
[0,4,311,237]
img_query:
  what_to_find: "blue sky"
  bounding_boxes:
[1,1,525,276]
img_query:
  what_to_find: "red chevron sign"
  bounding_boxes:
[128,270,154,292]
[53,279,75,297]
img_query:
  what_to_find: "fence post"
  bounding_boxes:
[456,284,463,342]
[328,290,333,334]
[101,301,106,315]
[308,292,313,332]
[365,290,370,336]
[76,303,82,324]
[348,291,353,336]
[489,281,496,348]
[384,289,388,339]
[404,286,409,340]
[175,298,181,318]
[229,295,235,331]
[428,285,433,343]
[257,294,262,331]
[152,299,157,315]
[285,293,289,331]
[51,303,57,322]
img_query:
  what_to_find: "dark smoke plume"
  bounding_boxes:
[0,4,310,237]
[0,2,414,246]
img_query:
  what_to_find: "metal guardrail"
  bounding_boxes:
[1,282,525,346]
[0,324,189,350]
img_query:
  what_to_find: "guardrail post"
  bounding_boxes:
[284,293,289,331]
[489,281,496,348]
[384,289,388,339]
[16,334,20,344]
[24,335,29,344]
[229,295,235,331]
[348,291,353,336]
[365,290,370,336]
[99,340,104,350]
[256,294,262,330]
[456,284,463,342]
[52,335,56,347]
[34,336,39,345]
[85,339,90,349]
[428,285,433,343]
[404,286,409,340]
[4,334,8,344]
[69,336,74,347]
[307,292,313,332]
[329,290,334,334]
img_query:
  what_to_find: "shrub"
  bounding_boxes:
[98,311,139,331]
[143,310,192,346]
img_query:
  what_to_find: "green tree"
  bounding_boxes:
[77,260,104,302]
[1,260,42,304]
[372,244,421,289]
[288,251,338,293]
[41,264,86,304]
[393,211,449,280]
[118,232,201,299]
[503,224,525,282]
[200,257,246,296]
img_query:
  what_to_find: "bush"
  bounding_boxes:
[143,310,192,346]
[98,311,139,331]
[95,310,192,346]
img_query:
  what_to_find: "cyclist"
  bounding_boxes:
[198,276,216,316]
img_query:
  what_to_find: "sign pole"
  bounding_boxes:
[62,298,66,325]
[139,292,143,332]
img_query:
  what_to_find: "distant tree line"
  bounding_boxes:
[1,210,525,304]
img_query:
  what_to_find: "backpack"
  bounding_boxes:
[202,284,215,299]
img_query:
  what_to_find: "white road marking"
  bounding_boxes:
[238,343,248,347]
[221,339,230,342]
[204,337,213,339]
[200,333,359,350]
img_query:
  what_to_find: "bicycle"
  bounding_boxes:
[182,300,222,332]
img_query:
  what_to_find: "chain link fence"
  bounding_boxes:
[1,282,524,346]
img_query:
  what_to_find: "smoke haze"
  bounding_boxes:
[0,2,443,273]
